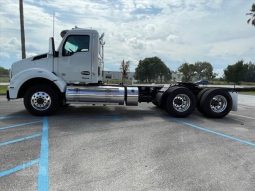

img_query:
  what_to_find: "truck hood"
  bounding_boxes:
[11,53,52,77]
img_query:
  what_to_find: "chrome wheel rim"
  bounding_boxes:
[31,92,51,111]
[172,94,191,112]
[210,95,227,113]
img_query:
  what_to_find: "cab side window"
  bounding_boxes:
[63,35,90,56]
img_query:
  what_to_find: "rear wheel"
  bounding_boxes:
[152,99,159,107]
[196,88,212,113]
[152,99,165,109]
[199,88,232,118]
[165,87,196,117]
[24,85,60,116]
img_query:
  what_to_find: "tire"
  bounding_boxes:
[62,103,70,107]
[152,99,159,107]
[196,88,212,113]
[60,98,70,107]
[24,85,60,116]
[199,88,232,118]
[152,99,164,109]
[165,87,196,117]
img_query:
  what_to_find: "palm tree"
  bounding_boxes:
[247,3,255,26]
[19,0,26,58]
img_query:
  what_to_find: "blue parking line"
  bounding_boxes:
[0,115,31,120]
[0,133,41,147]
[0,121,42,131]
[38,117,49,191]
[175,119,255,147]
[0,159,39,178]
[112,116,121,121]
[0,116,14,120]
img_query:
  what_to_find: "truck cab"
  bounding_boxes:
[55,28,103,84]
[8,28,105,100]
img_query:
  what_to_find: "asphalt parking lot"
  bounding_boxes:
[0,94,255,191]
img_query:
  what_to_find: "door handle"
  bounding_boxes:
[81,71,90,75]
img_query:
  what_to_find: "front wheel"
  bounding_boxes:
[24,85,60,116]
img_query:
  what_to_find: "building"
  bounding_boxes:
[103,71,135,81]
[170,71,183,82]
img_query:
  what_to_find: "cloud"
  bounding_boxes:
[0,0,254,77]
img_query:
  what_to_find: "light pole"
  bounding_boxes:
[19,0,26,59]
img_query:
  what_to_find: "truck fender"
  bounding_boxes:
[229,91,238,111]
[9,68,66,99]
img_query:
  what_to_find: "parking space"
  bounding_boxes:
[0,100,49,191]
[0,95,255,191]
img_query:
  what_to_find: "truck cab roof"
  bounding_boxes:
[60,28,99,38]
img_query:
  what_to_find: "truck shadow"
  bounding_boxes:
[56,104,239,124]
[48,105,245,135]
[4,105,242,133]
[56,105,164,120]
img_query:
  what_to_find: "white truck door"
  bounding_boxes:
[57,35,92,83]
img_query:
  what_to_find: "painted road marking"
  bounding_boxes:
[176,119,255,147]
[0,116,14,120]
[0,159,39,178]
[0,116,49,190]
[0,133,41,147]
[0,121,42,131]
[230,113,255,120]
[0,115,32,120]
[38,117,49,191]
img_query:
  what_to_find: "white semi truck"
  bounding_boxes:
[7,28,238,117]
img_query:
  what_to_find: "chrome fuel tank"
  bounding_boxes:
[66,86,125,105]
[126,87,138,106]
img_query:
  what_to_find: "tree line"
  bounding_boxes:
[224,60,255,84]
[132,57,216,83]
[178,62,216,82]
[121,57,255,84]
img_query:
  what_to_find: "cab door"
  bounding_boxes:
[57,35,92,83]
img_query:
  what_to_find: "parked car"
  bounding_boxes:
[195,79,209,85]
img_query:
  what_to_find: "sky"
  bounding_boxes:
[0,0,254,76]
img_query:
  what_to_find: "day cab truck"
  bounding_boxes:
[7,27,238,118]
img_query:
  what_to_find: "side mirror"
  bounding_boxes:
[48,37,55,56]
